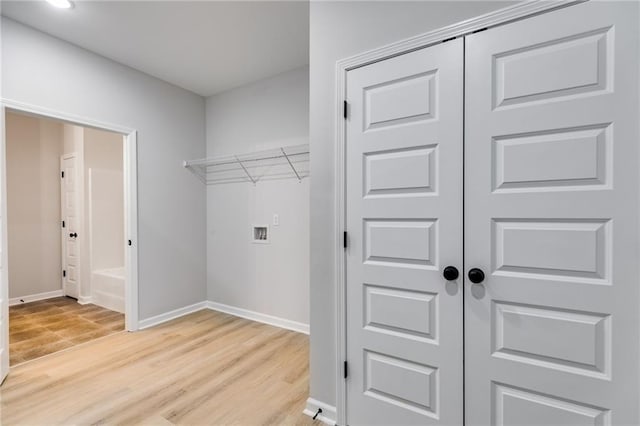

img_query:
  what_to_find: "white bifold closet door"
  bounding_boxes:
[345,39,463,425]
[465,2,639,424]
[345,1,639,425]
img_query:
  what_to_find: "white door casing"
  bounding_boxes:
[61,154,81,299]
[345,39,463,425]
[465,1,640,424]
[0,106,8,384]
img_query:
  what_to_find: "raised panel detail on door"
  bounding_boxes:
[493,124,611,192]
[346,39,462,425]
[364,285,436,341]
[493,383,611,426]
[466,2,639,424]
[494,27,610,108]
[493,219,610,282]
[493,302,610,378]
[365,351,438,417]
[364,219,436,268]
[364,145,437,196]
[365,71,436,130]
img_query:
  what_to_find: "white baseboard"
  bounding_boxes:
[304,398,337,426]
[138,301,208,330]
[9,290,64,306]
[77,296,93,305]
[206,301,309,335]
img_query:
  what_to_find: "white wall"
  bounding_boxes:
[84,127,123,292]
[309,0,519,408]
[6,112,64,299]
[206,66,309,326]
[2,18,206,319]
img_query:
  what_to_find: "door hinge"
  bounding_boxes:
[343,231,347,249]
[61,171,65,178]
[343,100,348,120]
[344,361,348,379]
[63,270,66,278]
[62,220,65,228]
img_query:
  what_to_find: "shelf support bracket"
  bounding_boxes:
[235,156,256,184]
[281,148,302,182]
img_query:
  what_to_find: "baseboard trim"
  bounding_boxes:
[303,398,337,426]
[77,296,93,305]
[138,301,208,330]
[206,301,309,335]
[9,290,64,306]
[136,300,310,335]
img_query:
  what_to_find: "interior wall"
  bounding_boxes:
[2,18,207,319]
[85,127,123,273]
[6,112,64,299]
[309,0,519,408]
[206,66,309,326]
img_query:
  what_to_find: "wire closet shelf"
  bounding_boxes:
[183,143,309,185]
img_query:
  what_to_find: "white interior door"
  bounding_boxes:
[345,39,463,425]
[61,154,80,299]
[465,2,640,424]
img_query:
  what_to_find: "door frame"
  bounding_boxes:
[1,99,139,332]
[332,1,582,424]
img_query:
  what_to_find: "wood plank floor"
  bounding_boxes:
[9,297,125,365]
[0,309,320,425]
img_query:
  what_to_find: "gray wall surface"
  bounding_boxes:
[205,66,310,326]
[2,18,207,320]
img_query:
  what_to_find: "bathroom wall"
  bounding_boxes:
[86,128,124,273]
[62,124,123,300]
[6,112,64,299]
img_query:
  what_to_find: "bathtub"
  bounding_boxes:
[91,267,125,313]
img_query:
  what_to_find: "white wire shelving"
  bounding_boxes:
[183,143,309,185]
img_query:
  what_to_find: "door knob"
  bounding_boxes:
[442,266,459,281]
[468,268,485,284]
[69,233,78,238]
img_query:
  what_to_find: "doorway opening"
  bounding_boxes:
[4,109,136,366]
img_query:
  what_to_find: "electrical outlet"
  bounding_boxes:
[273,214,279,226]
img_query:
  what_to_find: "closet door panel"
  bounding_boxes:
[345,39,463,425]
[465,2,640,424]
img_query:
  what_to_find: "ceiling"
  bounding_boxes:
[1,0,309,97]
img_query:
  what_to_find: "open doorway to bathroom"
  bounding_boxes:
[5,111,126,365]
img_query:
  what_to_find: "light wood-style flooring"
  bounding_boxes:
[9,297,124,365]
[1,309,319,425]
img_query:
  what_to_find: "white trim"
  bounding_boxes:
[138,301,208,330]
[1,98,140,333]
[206,301,310,335]
[77,296,93,305]
[332,2,583,424]
[137,300,310,334]
[124,131,139,331]
[9,290,64,306]
[303,398,337,426]
[1,99,133,135]
[0,100,9,382]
